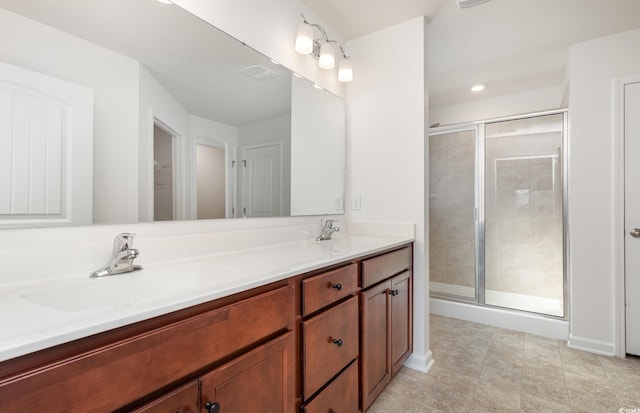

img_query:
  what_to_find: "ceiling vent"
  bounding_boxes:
[241,65,278,81]
[454,0,491,8]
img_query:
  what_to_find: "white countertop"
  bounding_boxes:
[0,235,412,362]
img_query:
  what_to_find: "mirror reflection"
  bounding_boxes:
[0,0,345,227]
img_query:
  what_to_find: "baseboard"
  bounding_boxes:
[403,350,434,373]
[430,298,570,340]
[567,334,616,356]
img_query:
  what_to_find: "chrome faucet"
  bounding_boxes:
[90,233,143,278]
[316,219,340,241]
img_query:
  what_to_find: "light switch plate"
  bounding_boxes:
[335,194,344,210]
[352,194,362,210]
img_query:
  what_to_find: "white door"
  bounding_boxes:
[625,81,640,356]
[241,142,282,217]
[0,61,93,227]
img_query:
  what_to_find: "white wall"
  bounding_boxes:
[429,84,566,126]
[190,115,238,148]
[346,17,430,371]
[568,28,640,355]
[291,76,346,216]
[0,8,140,224]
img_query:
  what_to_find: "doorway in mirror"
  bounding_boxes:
[153,123,179,221]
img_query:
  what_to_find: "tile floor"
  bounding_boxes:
[369,314,640,413]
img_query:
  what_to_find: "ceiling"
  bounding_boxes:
[302,0,640,108]
[0,0,292,126]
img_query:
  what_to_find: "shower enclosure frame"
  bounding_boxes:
[428,109,569,320]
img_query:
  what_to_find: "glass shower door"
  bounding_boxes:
[429,129,477,300]
[484,114,564,316]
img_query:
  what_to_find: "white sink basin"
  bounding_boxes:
[20,262,241,312]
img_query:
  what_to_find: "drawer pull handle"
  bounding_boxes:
[333,338,344,347]
[205,401,220,413]
[389,289,399,297]
[331,283,343,291]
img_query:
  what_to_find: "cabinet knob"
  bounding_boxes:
[389,289,399,297]
[204,401,220,413]
[332,338,344,347]
[331,283,343,291]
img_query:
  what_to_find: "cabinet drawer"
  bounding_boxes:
[361,246,411,288]
[302,263,358,316]
[303,360,359,413]
[302,296,359,400]
[0,285,293,412]
[131,380,198,413]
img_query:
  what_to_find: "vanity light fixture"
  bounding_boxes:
[471,83,487,92]
[156,0,173,4]
[294,14,353,82]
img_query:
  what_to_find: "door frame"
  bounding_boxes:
[143,110,184,222]
[614,73,640,357]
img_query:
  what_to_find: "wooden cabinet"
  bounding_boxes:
[360,247,412,411]
[302,263,358,316]
[0,242,413,413]
[131,381,198,413]
[0,284,294,412]
[302,360,359,413]
[200,333,294,413]
[302,296,359,399]
[300,263,360,412]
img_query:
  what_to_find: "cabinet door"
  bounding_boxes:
[390,270,412,376]
[360,281,391,411]
[199,332,294,413]
[131,381,198,413]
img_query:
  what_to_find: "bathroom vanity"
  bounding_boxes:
[0,237,413,412]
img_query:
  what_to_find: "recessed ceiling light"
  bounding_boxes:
[471,83,487,92]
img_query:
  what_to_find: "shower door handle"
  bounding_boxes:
[630,228,640,238]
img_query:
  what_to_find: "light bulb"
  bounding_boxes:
[318,42,335,70]
[294,23,314,55]
[338,58,353,82]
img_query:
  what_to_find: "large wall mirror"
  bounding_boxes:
[0,0,345,227]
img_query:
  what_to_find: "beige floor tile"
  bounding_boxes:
[369,316,640,413]
[383,368,433,401]
[367,390,423,413]
[522,364,569,405]
[484,342,524,370]
[478,364,522,392]
[520,393,571,413]
[440,350,485,378]
[421,386,474,413]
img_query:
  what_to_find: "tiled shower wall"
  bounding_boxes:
[429,130,476,294]
[484,115,564,301]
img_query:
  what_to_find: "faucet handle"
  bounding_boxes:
[322,219,338,229]
[113,233,136,253]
